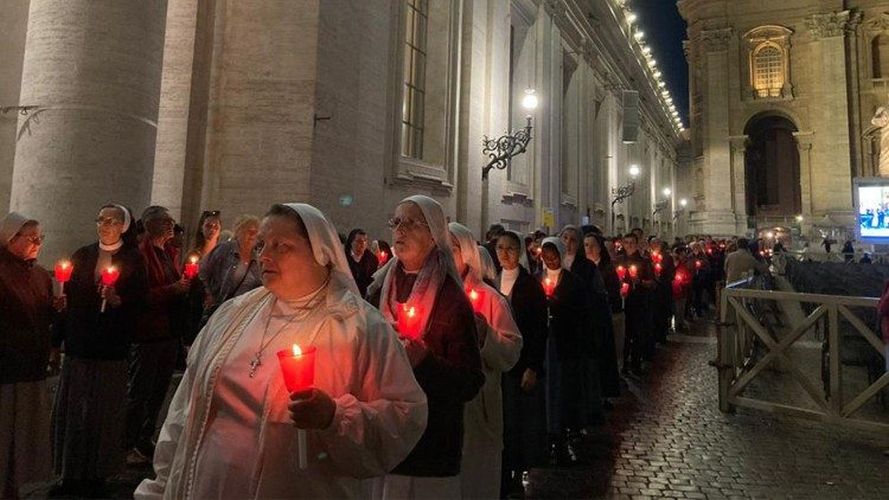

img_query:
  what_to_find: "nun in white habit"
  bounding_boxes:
[448,222,522,500]
[135,203,427,499]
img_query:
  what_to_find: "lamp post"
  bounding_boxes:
[611,165,640,234]
[480,88,537,234]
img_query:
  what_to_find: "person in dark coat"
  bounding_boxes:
[495,231,548,495]
[0,212,58,499]
[345,228,378,298]
[51,204,148,497]
[367,195,483,496]
[126,206,192,465]
[536,237,588,466]
[649,240,676,349]
[614,233,655,374]
[583,231,621,397]
[559,226,611,423]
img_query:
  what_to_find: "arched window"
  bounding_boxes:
[752,43,784,98]
[872,35,889,79]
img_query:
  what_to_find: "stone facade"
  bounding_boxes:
[1,0,682,260]
[679,0,889,238]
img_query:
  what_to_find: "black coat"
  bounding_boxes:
[347,250,378,298]
[597,259,623,313]
[536,269,588,361]
[370,271,484,477]
[55,243,148,360]
[500,267,547,376]
[569,256,612,357]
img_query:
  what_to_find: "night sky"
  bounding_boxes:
[632,1,689,124]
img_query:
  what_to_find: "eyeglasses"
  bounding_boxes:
[387,217,430,232]
[15,233,45,245]
[95,217,123,227]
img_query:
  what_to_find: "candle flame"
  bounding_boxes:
[469,289,478,301]
[106,266,116,274]
[189,255,198,264]
[407,306,416,318]
[59,260,70,269]
[292,344,302,357]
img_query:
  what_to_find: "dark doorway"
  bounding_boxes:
[744,114,801,217]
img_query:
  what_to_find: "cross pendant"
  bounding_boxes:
[249,354,262,378]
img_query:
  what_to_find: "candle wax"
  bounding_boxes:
[277,345,317,393]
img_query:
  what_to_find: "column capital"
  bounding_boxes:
[700,27,733,52]
[793,131,815,150]
[806,10,861,39]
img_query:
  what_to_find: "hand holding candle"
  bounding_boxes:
[183,255,199,280]
[654,262,663,277]
[466,287,485,313]
[54,259,73,296]
[99,266,120,312]
[628,264,638,280]
[278,344,318,470]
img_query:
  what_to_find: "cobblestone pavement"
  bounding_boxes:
[525,321,889,499]
[24,320,889,499]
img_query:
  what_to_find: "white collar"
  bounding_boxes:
[99,240,123,252]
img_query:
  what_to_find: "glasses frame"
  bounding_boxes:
[386,217,430,232]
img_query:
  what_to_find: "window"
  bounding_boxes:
[401,0,428,159]
[873,35,889,79]
[753,43,784,98]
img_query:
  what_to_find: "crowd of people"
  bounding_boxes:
[0,198,770,499]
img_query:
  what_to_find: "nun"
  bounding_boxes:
[51,204,148,497]
[536,237,589,466]
[367,195,484,499]
[448,222,522,500]
[135,203,427,499]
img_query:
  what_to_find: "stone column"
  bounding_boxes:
[728,135,748,234]
[794,132,815,216]
[11,0,167,261]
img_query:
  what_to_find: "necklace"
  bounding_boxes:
[248,277,329,377]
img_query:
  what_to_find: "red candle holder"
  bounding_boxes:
[100,266,120,312]
[616,265,627,281]
[466,287,485,314]
[628,265,638,280]
[397,303,423,340]
[620,282,630,298]
[378,251,389,266]
[542,277,556,298]
[277,344,316,470]
[183,255,199,280]
[54,259,73,296]
[277,344,317,393]
[654,262,663,276]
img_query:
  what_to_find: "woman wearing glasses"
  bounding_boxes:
[0,212,58,499]
[367,195,484,498]
[50,204,148,497]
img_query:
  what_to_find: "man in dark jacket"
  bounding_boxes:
[615,233,655,374]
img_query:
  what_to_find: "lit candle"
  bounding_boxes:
[466,287,485,314]
[100,266,120,312]
[616,265,627,281]
[654,262,663,276]
[183,255,199,280]
[54,259,73,296]
[542,277,556,298]
[695,259,703,270]
[620,282,630,298]
[378,250,389,266]
[277,344,317,470]
[628,265,638,280]
[651,251,660,263]
[397,303,423,340]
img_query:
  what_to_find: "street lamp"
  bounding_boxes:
[673,198,688,220]
[480,88,538,233]
[662,187,672,197]
[611,165,640,233]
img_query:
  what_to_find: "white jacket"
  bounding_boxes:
[135,285,428,499]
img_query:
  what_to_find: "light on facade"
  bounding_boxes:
[680,198,688,207]
[521,88,538,111]
[627,12,637,24]
[634,30,645,41]
[629,164,640,177]
[663,187,672,197]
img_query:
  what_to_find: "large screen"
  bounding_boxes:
[856,179,889,243]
